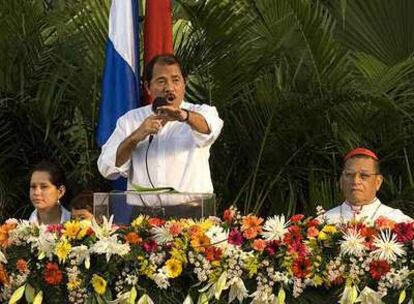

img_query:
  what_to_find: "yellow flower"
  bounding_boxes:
[312,275,323,286]
[77,220,91,239]
[198,219,214,231]
[55,239,71,263]
[138,256,156,278]
[165,258,182,278]
[318,231,328,241]
[91,274,107,295]
[67,279,81,290]
[170,247,187,264]
[321,225,337,234]
[62,221,81,240]
[131,215,148,228]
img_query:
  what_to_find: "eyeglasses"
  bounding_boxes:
[341,171,379,181]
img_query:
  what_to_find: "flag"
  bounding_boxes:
[96,0,140,147]
[96,0,140,224]
[143,0,174,104]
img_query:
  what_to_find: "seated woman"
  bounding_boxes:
[29,161,71,225]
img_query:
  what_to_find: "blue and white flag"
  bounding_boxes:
[96,0,140,147]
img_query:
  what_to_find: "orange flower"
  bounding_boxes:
[223,208,235,223]
[0,223,17,248]
[188,225,203,237]
[125,232,142,245]
[0,264,9,285]
[375,216,395,230]
[242,215,263,239]
[253,239,266,252]
[190,233,211,252]
[168,222,182,237]
[307,226,319,238]
[148,218,165,227]
[16,259,28,273]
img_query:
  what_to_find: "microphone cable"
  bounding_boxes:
[145,136,156,188]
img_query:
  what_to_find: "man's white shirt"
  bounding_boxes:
[323,198,412,224]
[97,101,223,193]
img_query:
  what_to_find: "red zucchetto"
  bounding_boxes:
[344,147,379,161]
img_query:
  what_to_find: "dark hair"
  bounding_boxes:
[343,155,381,174]
[144,53,186,83]
[30,160,68,203]
[70,191,93,213]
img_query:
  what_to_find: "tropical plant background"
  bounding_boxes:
[1,0,414,222]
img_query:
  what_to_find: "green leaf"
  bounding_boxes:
[24,284,35,303]
[128,286,137,304]
[197,293,209,304]
[33,291,43,304]
[214,271,227,300]
[9,285,26,304]
[278,287,286,304]
[399,289,406,304]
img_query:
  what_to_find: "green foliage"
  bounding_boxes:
[1,0,414,220]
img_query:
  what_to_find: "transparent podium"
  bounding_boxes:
[93,191,216,224]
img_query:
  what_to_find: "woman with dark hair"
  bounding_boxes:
[28,161,71,225]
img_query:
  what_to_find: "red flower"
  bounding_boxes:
[291,257,311,278]
[143,240,158,253]
[394,223,414,243]
[289,241,308,257]
[283,225,302,245]
[307,219,320,227]
[43,262,63,285]
[290,214,305,223]
[205,246,222,262]
[360,227,377,249]
[369,260,390,280]
[228,229,244,246]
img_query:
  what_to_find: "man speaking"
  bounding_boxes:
[97,54,223,193]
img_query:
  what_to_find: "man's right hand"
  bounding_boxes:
[115,115,164,167]
[132,115,164,142]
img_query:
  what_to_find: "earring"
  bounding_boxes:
[57,199,61,206]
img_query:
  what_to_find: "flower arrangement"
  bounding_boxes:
[0,206,413,304]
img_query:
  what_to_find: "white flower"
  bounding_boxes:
[152,269,170,289]
[261,215,289,241]
[372,229,405,262]
[151,225,173,244]
[89,234,130,262]
[228,277,248,303]
[30,225,57,260]
[340,228,366,256]
[206,226,228,248]
[91,215,117,239]
[0,250,7,264]
[69,245,91,269]
[355,286,383,304]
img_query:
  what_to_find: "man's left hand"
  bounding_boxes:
[156,105,188,122]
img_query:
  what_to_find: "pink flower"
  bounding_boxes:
[143,240,158,253]
[228,229,244,246]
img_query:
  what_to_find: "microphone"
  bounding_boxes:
[152,96,169,113]
[149,97,168,144]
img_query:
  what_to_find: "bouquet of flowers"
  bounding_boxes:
[0,206,412,304]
